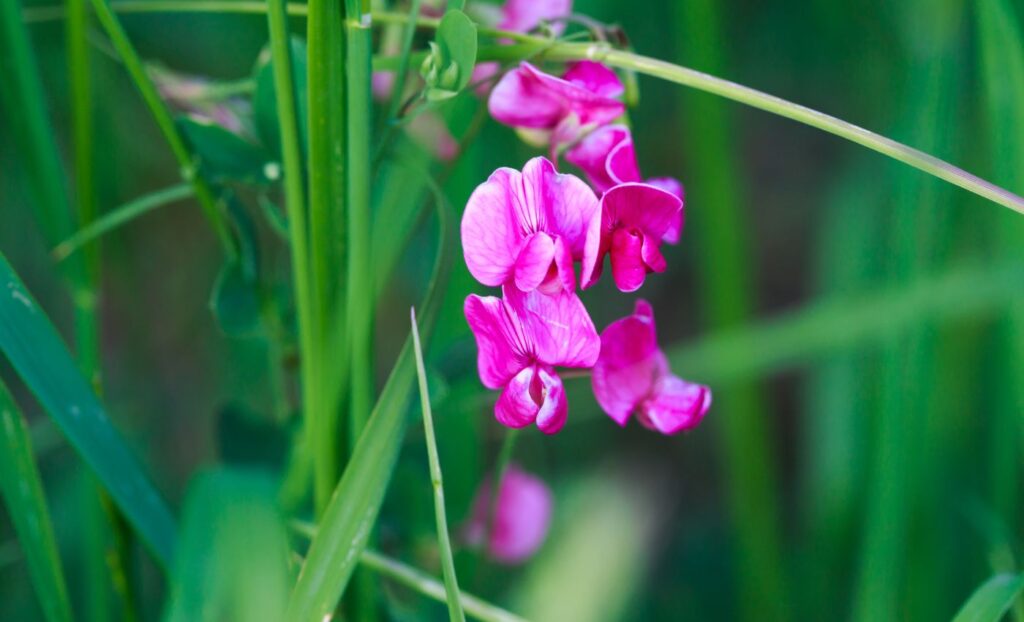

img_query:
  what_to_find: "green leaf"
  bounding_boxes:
[254,36,310,160]
[164,468,291,622]
[421,10,478,101]
[179,116,278,184]
[285,181,455,622]
[0,251,177,567]
[0,381,73,622]
[210,260,263,338]
[953,574,1024,622]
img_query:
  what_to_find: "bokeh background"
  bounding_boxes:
[3,0,1024,619]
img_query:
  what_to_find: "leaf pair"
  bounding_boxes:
[421,10,478,101]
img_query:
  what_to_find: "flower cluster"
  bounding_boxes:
[463,59,711,435]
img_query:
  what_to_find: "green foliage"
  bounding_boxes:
[254,36,310,162]
[421,10,478,101]
[210,260,263,338]
[179,117,277,184]
[952,574,1024,622]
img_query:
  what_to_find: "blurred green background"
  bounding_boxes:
[3,0,1024,620]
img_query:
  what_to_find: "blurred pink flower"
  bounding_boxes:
[461,156,599,294]
[464,465,553,564]
[488,61,625,150]
[592,300,710,434]
[498,0,573,34]
[464,286,599,433]
[565,124,684,243]
[581,182,682,292]
[151,65,251,136]
[371,71,396,102]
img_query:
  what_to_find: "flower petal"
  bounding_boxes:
[544,167,600,258]
[551,235,576,293]
[514,232,557,293]
[591,300,662,425]
[636,375,712,435]
[534,367,568,434]
[565,124,633,192]
[602,182,683,242]
[465,465,553,564]
[641,235,667,274]
[495,366,541,429]
[646,177,685,243]
[462,167,525,287]
[464,295,529,389]
[609,227,647,292]
[606,136,641,185]
[504,286,600,368]
[499,0,572,35]
[488,65,566,129]
[563,61,625,99]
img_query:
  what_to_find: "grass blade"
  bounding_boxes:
[0,252,177,567]
[953,574,1024,622]
[52,184,194,262]
[0,381,73,622]
[411,307,466,622]
[285,183,455,622]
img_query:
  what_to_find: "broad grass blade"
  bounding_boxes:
[953,574,1024,622]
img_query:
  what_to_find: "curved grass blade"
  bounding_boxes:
[285,181,455,622]
[953,574,1024,622]
[0,381,73,622]
[0,252,177,567]
[411,307,465,622]
[52,183,194,262]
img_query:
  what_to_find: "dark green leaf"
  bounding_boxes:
[210,260,263,338]
[421,10,478,101]
[0,381,72,622]
[0,251,177,567]
[179,116,277,184]
[164,468,291,622]
[953,574,1024,622]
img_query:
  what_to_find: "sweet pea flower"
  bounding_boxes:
[592,300,711,434]
[461,156,599,294]
[581,182,683,292]
[464,465,553,564]
[498,0,572,34]
[566,124,684,243]
[464,286,600,434]
[489,61,625,150]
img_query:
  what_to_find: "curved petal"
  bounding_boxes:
[646,177,685,243]
[606,137,641,185]
[514,232,557,293]
[601,182,682,242]
[641,235,667,274]
[550,235,576,293]
[636,375,712,435]
[495,366,541,428]
[488,65,566,129]
[465,465,553,564]
[464,295,529,389]
[609,227,647,292]
[499,0,572,35]
[563,61,625,99]
[544,168,600,258]
[534,367,568,434]
[591,301,662,425]
[565,124,631,192]
[504,286,600,368]
[462,168,525,287]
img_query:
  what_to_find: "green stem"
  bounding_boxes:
[411,308,466,622]
[486,428,518,549]
[384,0,423,122]
[88,0,238,259]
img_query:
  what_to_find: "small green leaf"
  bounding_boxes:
[421,10,478,101]
[0,381,73,622]
[210,260,263,338]
[0,251,177,567]
[164,468,291,622]
[953,574,1024,622]
[253,36,310,161]
[179,116,277,184]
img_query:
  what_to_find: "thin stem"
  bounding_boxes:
[485,428,518,550]
[88,0,238,259]
[53,183,194,262]
[384,0,423,122]
[411,307,466,622]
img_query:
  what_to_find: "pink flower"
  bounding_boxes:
[488,62,625,150]
[592,300,710,434]
[464,286,599,434]
[464,465,553,564]
[461,156,599,294]
[581,183,682,292]
[498,0,573,35]
[566,124,684,243]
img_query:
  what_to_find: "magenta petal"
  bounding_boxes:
[565,125,630,192]
[534,367,568,434]
[551,235,576,293]
[464,295,528,389]
[504,286,600,368]
[602,182,683,243]
[544,167,600,258]
[591,301,662,425]
[563,61,625,99]
[488,65,566,129]
[636,375,712,435]
[646,177,685,243]
[514,232,556,292]
[462,168,524,287]
[495,367,541,429]
[525,63,624,128]
[606,138,641,186]
[465,465,553,564]
[499,0,572,35]
[609,227,647,292]
[641,235,667,274]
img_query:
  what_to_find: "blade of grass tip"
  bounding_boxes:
[673,2,786,619]
[285,177,454,622]
[52,183,195,262]
[411,307,466,622]
[0,252,177,568]
[0,381,73,622]
[952,574,1024,622]
[977,0,1024,544]
[87,0,237,260]
[306,0,347,515]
